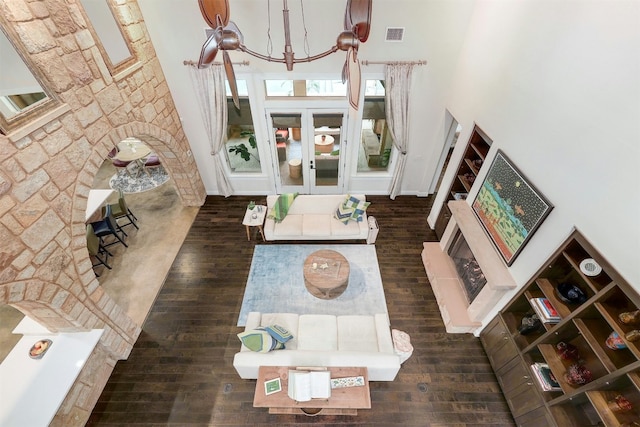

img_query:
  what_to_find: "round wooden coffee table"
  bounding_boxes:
[303,250,350,299]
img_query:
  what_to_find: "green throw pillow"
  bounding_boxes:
[342,195,370,222]
[237,328,285,353]
[268,193,299,223]
[264,324,293,343]
[334,202,355,224]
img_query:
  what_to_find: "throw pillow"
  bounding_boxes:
[264,324,293,343]
[268,192,298,223]
[333,202,355,224]
[342,195,370,222]
[237,328,285,353]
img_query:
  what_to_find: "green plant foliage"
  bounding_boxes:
[229,131,258,162]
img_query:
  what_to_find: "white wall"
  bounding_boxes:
[138,0,475,195]
[441,0,640,295]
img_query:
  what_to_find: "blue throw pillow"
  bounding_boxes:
[342,195,370,222]
[334,202,355,224]
[264,324,293,343]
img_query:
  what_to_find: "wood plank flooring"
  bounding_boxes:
[87,195,515,426]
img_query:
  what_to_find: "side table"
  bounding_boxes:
[242,205,267,241]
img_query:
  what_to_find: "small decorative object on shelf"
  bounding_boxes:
[518,313,542,335]
[606,331,627,350]
[579,258,602,276]
[555,282,588,304]
[29,339,52,359]
[564,363,592,386]
[608,395,633,413]
[625,330,640,342]
[248,201,256,210]
[556,341,580,361]
[619,310,640,325]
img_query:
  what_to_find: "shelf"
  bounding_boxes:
[484,230,639,426]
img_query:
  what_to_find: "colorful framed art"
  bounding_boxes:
[472,150,553,266]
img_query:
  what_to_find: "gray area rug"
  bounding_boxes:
[237,244,387,326]
[109,165,170,194]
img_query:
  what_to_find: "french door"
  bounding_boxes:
[267,108,348,194]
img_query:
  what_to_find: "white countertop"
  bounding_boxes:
[0,322,104,427]
[86,189,114,222]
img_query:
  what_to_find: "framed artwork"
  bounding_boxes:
[472,150,553,266]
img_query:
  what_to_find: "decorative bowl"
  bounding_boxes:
[556,282,587,304]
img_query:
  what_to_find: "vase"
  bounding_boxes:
[606,331,627,350]
[564,363,592,386]
[608,395,633,412]
[555,341,580,361]
[619,310,640,325]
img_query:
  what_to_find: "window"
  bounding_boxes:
[264,80,347,97]
[0,23,61,136]
[225,80,260,173]
[79,0,136,74]
[357,80,393,172]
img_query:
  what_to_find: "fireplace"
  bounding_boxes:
[422,200,517,334]
[448,231,487,304]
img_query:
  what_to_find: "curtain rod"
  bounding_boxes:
[361,60,427,66]
[183,60,250,67]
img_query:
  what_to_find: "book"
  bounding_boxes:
[287,369,331,402]
[529,297,560,323]
[264,377,282,396]
[531,362,561,391]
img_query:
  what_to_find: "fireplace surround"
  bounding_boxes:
[422,200,517,334]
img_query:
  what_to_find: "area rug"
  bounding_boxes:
[237,244,387,326]
[109,165,170,194]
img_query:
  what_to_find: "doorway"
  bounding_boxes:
[267,109,348,194]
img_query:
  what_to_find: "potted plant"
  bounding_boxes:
[228,130,259,162]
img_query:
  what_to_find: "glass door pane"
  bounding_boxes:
[311,112,345,192]
[269,112,307,193]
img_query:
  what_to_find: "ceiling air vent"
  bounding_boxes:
[385,27,404,42]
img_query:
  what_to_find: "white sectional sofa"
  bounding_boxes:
[233,312,401,381]
[263,194,369,241]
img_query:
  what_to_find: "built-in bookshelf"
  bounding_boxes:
[480,230,640,426]
[434,126,491,239]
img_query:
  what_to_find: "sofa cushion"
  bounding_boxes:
[302,214,331,236]
[337,316,379,352]
[268,193,298,223]
[343,195,370,222]
[273,214,303,236]
[298,315,338,351]
[237,328,285,353]
[330,217,361,236]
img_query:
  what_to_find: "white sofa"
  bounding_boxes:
[264,194,369,241]
[233,312,401,381]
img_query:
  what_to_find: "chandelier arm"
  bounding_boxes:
[237,45,339,67]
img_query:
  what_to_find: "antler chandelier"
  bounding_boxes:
[196,0,372,110]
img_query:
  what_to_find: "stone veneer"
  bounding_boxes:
[0,1,206,425]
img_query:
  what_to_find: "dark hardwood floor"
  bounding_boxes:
[87,195,515,426]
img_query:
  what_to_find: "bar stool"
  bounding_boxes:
[90,205,128,248]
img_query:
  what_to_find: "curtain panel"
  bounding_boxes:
[385,64,415,199]
[187,64,233,197]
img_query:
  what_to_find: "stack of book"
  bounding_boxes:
[529,297,561,323]
[531,362,562,391]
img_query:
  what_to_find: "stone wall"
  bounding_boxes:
[0,1,205,425]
